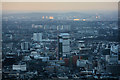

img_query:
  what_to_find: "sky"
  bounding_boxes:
[1,0,119,2]
[2,2,118,13]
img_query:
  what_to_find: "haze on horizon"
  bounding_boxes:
[2,2,118,13]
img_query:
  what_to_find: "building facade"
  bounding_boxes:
[58,33,70,59]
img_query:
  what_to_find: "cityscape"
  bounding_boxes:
[1,2,120,80]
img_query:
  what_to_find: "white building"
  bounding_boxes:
[39,57,49,62]
[33,33,42,42]
[13,64,27,71]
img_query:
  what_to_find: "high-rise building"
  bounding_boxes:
[21,42,30,51]
[109,44,119,64]
[33,33,42,42]
[58,33,70,59]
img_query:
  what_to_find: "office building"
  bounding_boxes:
[58,33,70,58]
